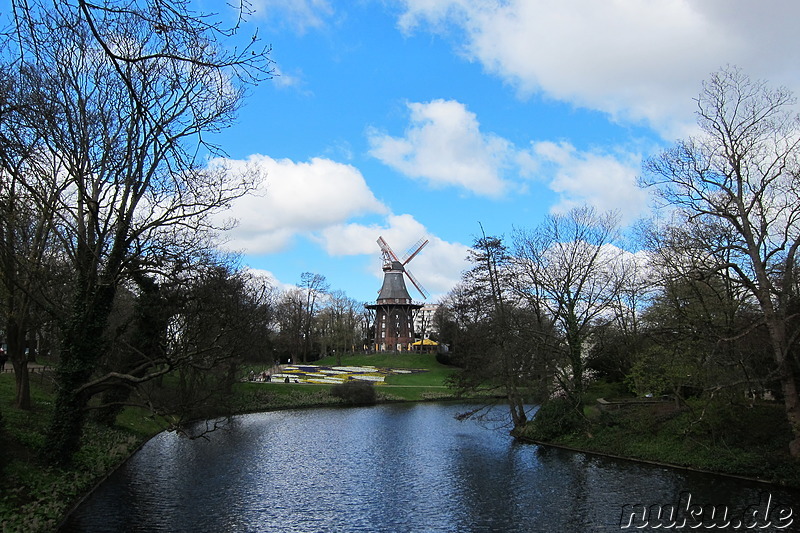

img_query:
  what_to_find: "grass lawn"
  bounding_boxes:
[0,372,148,533]
[297,352,458,400]
[315,351,446,370]
[518,380,800,488]
[237,352,462,404]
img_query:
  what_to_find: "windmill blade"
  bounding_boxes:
[404,268,430,300]
[402,238,429,266]
[377,236,400,262]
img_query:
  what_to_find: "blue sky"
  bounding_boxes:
[205,0,800,304]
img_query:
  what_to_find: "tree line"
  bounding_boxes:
[0,0,278,465]
[2,1,798,466]
[436,67,800,458]
[0,5,375,469]
[271,272,373,365]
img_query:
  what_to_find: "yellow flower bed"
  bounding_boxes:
[270,364,425,384]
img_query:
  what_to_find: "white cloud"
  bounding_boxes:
[315,214,423,256]
[525,141,648,224]
[215,154,388,254]
[409,237,471,301]
[250,0,334,33]
[368,99,513,196]
[367,98,648,223]
[243,267,298,294]
[396,0,800,139]
[318,214,470,300]
[213,155,468,300]
[271,65,303,89]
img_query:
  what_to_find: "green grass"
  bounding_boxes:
[311,352,458,400]
[315,351,444,370]
[0,372,148,533]
[113,406,172,437]
[519,387,800,488]
[235,353,462,405]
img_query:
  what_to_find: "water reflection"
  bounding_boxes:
[62,403,799,532]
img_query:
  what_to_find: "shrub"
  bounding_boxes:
[435,351,463,367]
[330,381,377,405]
[526,398,586,441]
[681,399,793,448]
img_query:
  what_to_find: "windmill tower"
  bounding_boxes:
[366,237,429,352]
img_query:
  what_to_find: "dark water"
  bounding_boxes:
[63,403,799,532]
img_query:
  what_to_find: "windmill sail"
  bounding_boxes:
[376,236,428,300]
[377,236,399,265]
[404,268,429,300]
[402,239,428,265]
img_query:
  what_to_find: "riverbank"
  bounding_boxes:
[514,387,800,489]
[0,353,463,532]
[7,361,798,531]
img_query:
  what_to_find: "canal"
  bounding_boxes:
[62,402,799,532]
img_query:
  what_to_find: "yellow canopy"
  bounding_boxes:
[412,339,438,346]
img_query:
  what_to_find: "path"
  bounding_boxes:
[0,362,50,374]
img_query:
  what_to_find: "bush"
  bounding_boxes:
[681,398,793,448]
[526,398,586,441]
[330,381,377,405]
[435,351,464,368]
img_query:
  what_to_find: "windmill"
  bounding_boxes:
[366,236,429,352]
[376,236,429,299]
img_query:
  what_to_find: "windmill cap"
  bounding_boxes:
[383,260,405,272]
[375,268,412,302]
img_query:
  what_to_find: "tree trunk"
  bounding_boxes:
[507,393,528,429]
[12,359,31,410]
[6,319,31,410]
[93,384,132,427]
[762,305,800,457]
[43,284,115,465]
[566,325,585,407]
[45,367,91,466]
[780,358,800,457]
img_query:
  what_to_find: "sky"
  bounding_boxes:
[201,0,800,304]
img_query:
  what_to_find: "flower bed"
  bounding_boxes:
[269,364,426,384]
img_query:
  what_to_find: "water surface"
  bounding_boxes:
[63,403,799,532]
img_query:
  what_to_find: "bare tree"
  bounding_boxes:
[319,290,361,364]
[273,288,304,363]
[512,206,625,407]
[642,218,760,386]
[0,61,73,409]
[586,246,654,383]
[299,272,328,363]
[445,232,547,429]
[2,0,271,464]
[643,66,800,456]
